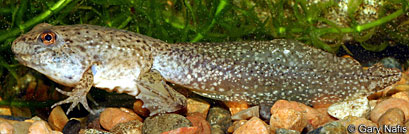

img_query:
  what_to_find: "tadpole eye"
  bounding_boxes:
[40,31,56,46]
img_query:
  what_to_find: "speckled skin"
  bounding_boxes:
[12,23,402,114]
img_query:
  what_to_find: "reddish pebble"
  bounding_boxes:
[233,117,269,134]
[270,108,307,132]
[161,127,198,134]
[370,98,409,123]
[133,99,150,117]
[48,106,69,131]
[186,113,211,134]
[100,107,143,131]
[271,100,328,128]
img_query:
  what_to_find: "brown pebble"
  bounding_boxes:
[378,108,405,126]
[370,98,409,123]
[187,98,210,118]
[231,106,259,121]
[271,100,327,128]
[186,113,211,134]
[111,120,143,134]
[161,127,198,134]
[228,120,247,133]
[338,116,377,134]
[0,121,14,134]
[48,106,69,131]
[133,99,150,117]
[270,108,307,132]
[28,120,58,134]
[225,102,249,116]
[233,117,269,134]
[100,107,143,131]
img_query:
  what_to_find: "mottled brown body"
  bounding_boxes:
[12,23,402,114]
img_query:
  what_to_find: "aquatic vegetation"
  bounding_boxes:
[0,0,408,108]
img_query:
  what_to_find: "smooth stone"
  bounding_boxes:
[142,113,192,134]
[328,96,370,119]
[370,98,409,123]
[207,107,232,132]
[111,120,143,134]
[378,108,405,126]
[100,107,143,131]
[231,106,259,121]
[133,99,150,117]
[48,106,69,131]
[62,119,81,134]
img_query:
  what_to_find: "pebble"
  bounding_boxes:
[377,108,405,126]
[327,96,370,119]
[0,121,14,134]
[276,128,301,134]
[224,102,249,115]
[207,107,232,132]
[142,113,192,134]
[270,108,307,132]
[87,117,102,130]
[210,125,224,134]
[392,91,409,102]
[233,117,269,134]
[62,119,81,134]
[100,107,143,131]
[186,98,210,118]
[0,117,32,134]
[370,98,409,123]
[0,106,12,116]
[161,127,198,134]
[231,106,259,121]
[337,116,377,134]
[133,100,150,117]
[28,120,61,134]
[79,129,111,134]
[111,120,143,134]
[307,121,346,134]
[186,112,211,134]
[227,120,247,133]
[259,103,273,122]
[48,106,69,131]
[270,100,327,128]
